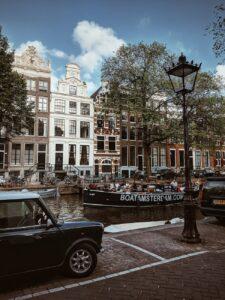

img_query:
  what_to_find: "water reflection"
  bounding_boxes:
[44,194,194,226]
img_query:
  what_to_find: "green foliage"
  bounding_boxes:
[207,4,225,61]
[186,72,225,149]
[0,27,34,139]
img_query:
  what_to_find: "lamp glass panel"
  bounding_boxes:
[169,74,184,93]
[184,72,197,91]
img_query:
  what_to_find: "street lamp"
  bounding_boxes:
[165,53,201,243]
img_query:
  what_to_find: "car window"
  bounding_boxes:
[205,181,225,189]
[0,200,48,230]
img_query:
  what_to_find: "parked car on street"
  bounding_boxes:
[193,168,215,178]
[0,192,103,278]
[199,177,225,221]
[153,167,176,180]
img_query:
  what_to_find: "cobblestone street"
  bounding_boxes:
[1,218,225,300]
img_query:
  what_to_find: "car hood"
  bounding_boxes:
[58,219,103,230]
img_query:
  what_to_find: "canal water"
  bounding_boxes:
[44,194,202,227]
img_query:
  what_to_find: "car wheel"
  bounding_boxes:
[64,243,97,277]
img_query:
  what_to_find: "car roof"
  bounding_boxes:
[206,177,225,181]
[0,191,40,201]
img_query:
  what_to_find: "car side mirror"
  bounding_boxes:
[46,219,54,229]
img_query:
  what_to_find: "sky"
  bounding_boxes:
[0,0,224,95]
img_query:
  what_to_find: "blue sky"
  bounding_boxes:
[0,0,223,94]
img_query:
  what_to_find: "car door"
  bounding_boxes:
[0,199,64,277]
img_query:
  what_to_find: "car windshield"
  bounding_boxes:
[205,181,225,189]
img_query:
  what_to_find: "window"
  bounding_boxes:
[24,118,34,136]
[137,128,143,140]
[0,200,49,229]
[27,96,36,112]
[55,144,63,170]
[130,115,135,122]
[68,145,76,165]
[81,103,90,115]
[195,150,201,168]
[152,147,158,167]
[121,147,128,166]
[121,126,127,139]
[108,116,115,129]
[138,147,143,155]
[56,144,63,151]
[97,115,104,128]
[39,81,48,91]
[97,136,104,151]
[69,120,76,135]
[54,119,65,137]
[80,121,90,138]
[26,79,36,91]
[109,137,116,151]
[102,160,112,173]
[69,101,77,114]
[38,118,48,137]
[130,146,136,166]
[38,144,46,152]
[38,144,47,170]
[130,127,136,140]
[160,147,166,167]
[24,144,34,165]
[0,144,4,169]
[69,85,77,95]
[179,150,184,167]
[54,99,65,113]
[11,144,21,165]
[216,151,221,167]
[170,149,176,167]
[204,151,210,167]
[122,112,127,121]
[80,145,89,165]
[38,97,48,112]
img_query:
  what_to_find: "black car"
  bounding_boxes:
[155,167,176,180]
[193,168,215,178]
[0,192,103,278]
[200,177,225,221]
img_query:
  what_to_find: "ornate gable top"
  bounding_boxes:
[14,46,51,72]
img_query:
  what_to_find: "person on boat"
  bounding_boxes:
[171,179,178,192]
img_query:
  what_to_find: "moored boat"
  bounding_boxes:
[21,188,57,199]
[83,189,184,208]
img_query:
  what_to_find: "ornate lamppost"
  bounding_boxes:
[165,53,201,243]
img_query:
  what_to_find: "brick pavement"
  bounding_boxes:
[36,251,225,300]
[0,218,225,300]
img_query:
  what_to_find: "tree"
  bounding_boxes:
[0,27,34,139]
[184,72,225,156]
[207,3,225,61]
[101,42,179,177]
[168,70,225,166]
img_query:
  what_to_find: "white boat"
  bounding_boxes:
[21,188,57,199]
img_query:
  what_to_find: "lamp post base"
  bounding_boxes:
[181,190,201,243]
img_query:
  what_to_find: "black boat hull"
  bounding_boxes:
[83,190,184,208]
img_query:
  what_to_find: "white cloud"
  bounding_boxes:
[15,21,125,95]
[16,40,48,58]
[86,80,97,95]
[216,65,225,85]
[73,20,125,73]
[15,40,69,60]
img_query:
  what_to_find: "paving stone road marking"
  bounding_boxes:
[111,237,166,261]
[10,250,208,300]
